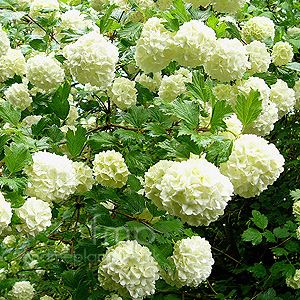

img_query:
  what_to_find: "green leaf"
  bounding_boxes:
[127,174,143,191]
[45,125,64,143]
[185,71,211,102]
[123,105,149,129]
[0,101,21,126]
[136,82,154,105]
[161,12,180,32]
[273,227,290,239]
[0,134,10,153]
[272,247,288,257]
[95,225,128,246]
[31,117,49,136]
[285,62,300,72]
[235,89,262,127]
[210,100,234,133]
[4,143,32,173]
[226,21,242,40]
[251,210,268,230]
[205,138,233,167]
[28,37,47,52]
[126,221,156,244]
[119,190,146,214]
[114,128,145,145]
[66,126,87,157]
[125,150,152,175]
[290,189,300,201]
[158,139,191,159]
[170,0,191,23]
[242,228,262,245]
[248,263,267,278]
[170,99,200,129]
[145,123,168,137]
[146,202,165,217]
[253,73,277,86]
[85,185,121,203]
[256,288,281,300]
[0,0,15,8]
[118,21,143,39]
[49,82,71,120]
[263,230,276,243]
[153,219,184,239]
[97,4,117,34]
[88,132,117,150]
[0,177,27,193]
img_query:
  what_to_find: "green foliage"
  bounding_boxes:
[66,126,87,157]
[0,101,21,126]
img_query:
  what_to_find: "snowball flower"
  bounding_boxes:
[246,41,271,74]
[16,197,52,237]
[293,200,300,217]
[158,157,234,226]
[294,79,300,110]
[212,0,247,13]
[220,134,285,198]
[63,31,118,88]
[0,191,12,235]
[286,269,300,289]
[204,38,250,82]
[109,77,137,110]
[135,72,162,92]
[98,240,160,299]
[270,79,296,118]
[135,17,176,73]
[21,115,42,128]
[296,227,300,240]
[241,16,275,43]
[73,162,95,194]
[29,0,59,17]
[162,236,214,287]
[221,114,243,139]
[93,150,129,188]
[4,83,32,111]
[24,151,79,204]
[173,20,216,68]
[0,49,26,82]
[7,281,35,300]
[0,26,10,57]
[213,84,238,107]
[2,235,16,248]
[54,240,70,254]
[271,41,294,66]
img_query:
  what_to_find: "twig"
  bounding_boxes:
[212,246,242,265]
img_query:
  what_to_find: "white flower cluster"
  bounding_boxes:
[271,41,294,66]
[294,79,300,110]
[4,83,32,111]
[135,72,162,92]
[0,26,10,57]
[98,240,160,299]
[145,157,234,226]
[7,281,35,300]
[63,31,119,88]
[296,227,300,240]
[24,151,79,204]
[212,0,247,13]
[29,0,60,17]
[93,150,129,188]
[173,20,216,68]
[21,115,42,128]
[16,197,52,237]
[270,79,296,118]
[286,269,300,289]
[135,17,175,73]
[204,38,250,82]
[241,16,275,43]
[162,236,214,287]
[2,235,16,248]
[0,191,12,235]
[0,49,26,82]
[109,77,137,110]
[73,162,95,194]
[26,54,65,91]
[246,41,271,75]
[220,134,285,198]
[292,201,300,217]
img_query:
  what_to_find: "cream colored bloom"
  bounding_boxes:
[0,26,10,57]
[98,240,160,299]
[296,227,300,240]
[162,236,214,287]
[293,200,300,217]
[93,150,129,188]
[135,72,162,92]
[109,77,137,110]
[294,79,300,110]
[286,269,300,289]
[220,134,285,198]
[212,0,247,13]
[221,114,243,139]
[21,115,42,128]
[63,31,118,88]
[271,41,294,66]
[4,83,32,111]
[73,162,95,194]
[0,192,12,235]
[26,54,65,91]
[2,235,16,248]
[7,281,35,300]
[29,0,59,17]
[241,16,275,44]
[213,84,238,107]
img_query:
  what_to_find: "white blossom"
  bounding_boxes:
[73,162,95,194]
[0,191,12,235]
[271,41,294,66]
[0,26,10,57]
[2,235,16,248]
[293,200,300,217]
[286,269,300,289]
[7,281,35,300]
[4,83,32,111]
[135,72,162,92]
[29,0,59,17]
[294,79,300,110]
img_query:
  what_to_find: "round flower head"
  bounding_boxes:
[293,200,300,217]
[214,84,238,107]
[0,49,26,82]
[144,160,174,210]
[135,17,176,73]
[26,54,65,91]
[29,0,60,17]
[4,83,32,111]
[16,197,52,237]
[0,191,12,235]
[98,240,160,299]
[271,41,294,66]
[73,162,95,194]
[204,38,250,82]
[109,77,137,110]
[162,236,214,287]
[286,269,300,289]
[212,0,247,13]
[7,281,35,300]
[24,151,79,204]
[0,26,10,57]
[294,79,300,110]
[220,134,285,198]
[241,16,275,44]
[270,79,296,118]
[173,20,216,68]
[93,150,129,188]
[159,157,234,226]
[135,72,162,93]
[2,235,16,248]
[246,41,271,75]
[63,31,118,88]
